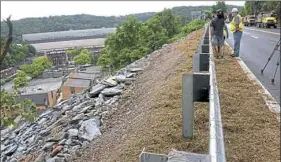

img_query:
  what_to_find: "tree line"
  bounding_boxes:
[1,5,242,43]
[241,1,280,17]
[97,9,206,71]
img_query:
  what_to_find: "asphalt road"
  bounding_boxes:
[225,25,280,104]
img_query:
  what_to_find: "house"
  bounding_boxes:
[68,72,96,86]
[19,81,62,110]
[61,78,91,100]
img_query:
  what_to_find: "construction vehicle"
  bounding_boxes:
[242,15,256,26]
[255,12,277,28]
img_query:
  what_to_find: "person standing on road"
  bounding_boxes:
[229,8,243,57]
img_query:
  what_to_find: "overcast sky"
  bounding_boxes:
[1,1,245,20]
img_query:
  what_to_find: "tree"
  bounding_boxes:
[13,70,29,90]
[73,53,92,65]
[212,1,228,13]
[19,56,52,78]
[0,16,13,64]
[66,48,81,60]
[33,56,52,69]
[0,89,37,127]
[157,9,181,37]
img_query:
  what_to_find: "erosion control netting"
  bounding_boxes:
[215,45,280,161]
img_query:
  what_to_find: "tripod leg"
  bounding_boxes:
[261,39,280,74]
[271,54,280,84]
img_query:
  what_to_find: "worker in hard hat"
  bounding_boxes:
[229,8,243,57]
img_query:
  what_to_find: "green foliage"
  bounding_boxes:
[0,43,36,70]
[33,56,52,69]
[74,53,92,65]
[243,1,280,17]
[170,19,206,42]
[0,89,37,127]
[212,1,228,13]
[13,70,28,89]
[157,9,182,37]
[20,56,52,78]
[66,48,81,60]
[98,9,195,70]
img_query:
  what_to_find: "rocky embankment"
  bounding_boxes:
[0,52,157,162]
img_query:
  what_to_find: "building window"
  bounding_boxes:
[70,87,75,94]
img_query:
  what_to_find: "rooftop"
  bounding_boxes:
[64,78,91,88]
[68,72,95,80]
[20,79,62,95]
[32,38,105,51]
[22,28,116,41]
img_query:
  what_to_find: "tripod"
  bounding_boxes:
[261,38,280,84]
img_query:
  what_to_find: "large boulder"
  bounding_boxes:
[101,87,122,97]
[78,118,101,141]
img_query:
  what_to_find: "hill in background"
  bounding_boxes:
[1,5,243,43]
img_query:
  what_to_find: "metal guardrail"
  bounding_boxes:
[207,24,226,162]
[139,23,226,162]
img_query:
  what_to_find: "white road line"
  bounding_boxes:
[245,28,280,35]
[225,41,280,121]
[243,32,251,35]
[250,36,259,39]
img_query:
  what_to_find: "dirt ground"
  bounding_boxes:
[215,46,280,162]
[72,29,209,162]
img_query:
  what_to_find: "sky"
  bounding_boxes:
[1,1,245,21]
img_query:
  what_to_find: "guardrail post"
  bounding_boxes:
[182,73,210,139]
[139,151,168,162]
[182,73,194,139]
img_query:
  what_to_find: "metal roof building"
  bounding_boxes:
[64,78,91,88]
[32,38,105,51]
[22,28,116,44]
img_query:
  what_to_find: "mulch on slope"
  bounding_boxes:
[215,45,280,162]
[73,29,210,162]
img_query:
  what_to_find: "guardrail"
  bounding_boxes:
[139,23,226,162]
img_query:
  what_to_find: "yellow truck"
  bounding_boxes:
[242,15,256,26]
[255,12,277,28]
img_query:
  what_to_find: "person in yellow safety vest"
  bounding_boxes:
[229,8,243,57]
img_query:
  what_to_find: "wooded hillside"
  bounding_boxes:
[1,5,243,43]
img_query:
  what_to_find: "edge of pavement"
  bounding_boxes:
[224,41,280,121]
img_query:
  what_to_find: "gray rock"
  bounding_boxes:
[42,142,54,152]
[101,87,122,97]
[78,118,101,141]
[67,129,79,138]
[9,158,17,162]
[26,135,36,144]
[38,118,47,125]
[65,139,72,146]
[17,145,27,152]
[58,139,67,145]
[115,75,127,83]
[89,84,106,97]
[82,141,89,148]
[71,114,85,124]
[79,106,93,114]
[4,144,18,156]
[1,144,7,151]
[128,67,143,72]
[126,73,135,78]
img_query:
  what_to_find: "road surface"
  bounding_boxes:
[225,25,280,104]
